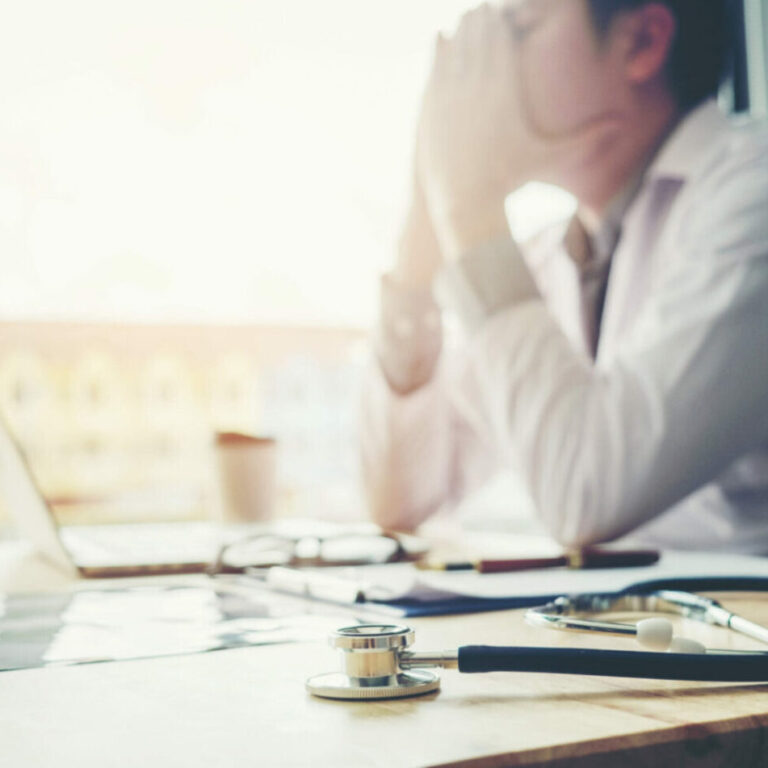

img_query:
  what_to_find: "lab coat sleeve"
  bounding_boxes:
[359,357,460,531]
[450,160,768,546]
[360,237,539,531]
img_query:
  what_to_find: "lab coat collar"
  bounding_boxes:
[646,99,729,182]
[562,101,725,270]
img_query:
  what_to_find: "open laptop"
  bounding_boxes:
[0,415,221,578]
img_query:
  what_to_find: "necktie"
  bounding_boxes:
[564,216,621,359]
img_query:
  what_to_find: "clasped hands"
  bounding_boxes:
[395,3,616,289]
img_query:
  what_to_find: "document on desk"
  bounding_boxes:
[260,550,768,617]
[0,584,352,672]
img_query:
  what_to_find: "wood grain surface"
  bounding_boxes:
[1,588,767,767]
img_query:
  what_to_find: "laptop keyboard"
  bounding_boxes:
[61,522,219,562]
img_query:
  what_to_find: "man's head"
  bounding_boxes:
[504,0,729,207]
[508,0,728,137]
[587,0,728,111]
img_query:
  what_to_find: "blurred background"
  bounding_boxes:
[0,0,766,535]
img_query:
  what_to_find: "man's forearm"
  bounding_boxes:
[360,362,456,532]
[431,201,512,264]
[435,231,541,332]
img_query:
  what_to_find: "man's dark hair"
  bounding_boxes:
[586,0,729,111]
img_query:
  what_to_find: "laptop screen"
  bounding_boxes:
[0,414,76,574]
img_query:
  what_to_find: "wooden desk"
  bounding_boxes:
[1,547,768,767]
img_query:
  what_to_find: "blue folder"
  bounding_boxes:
[374,576,768,617]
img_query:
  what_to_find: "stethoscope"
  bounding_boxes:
[306,590,768,700]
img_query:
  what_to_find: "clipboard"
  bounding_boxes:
[383,577,768,617]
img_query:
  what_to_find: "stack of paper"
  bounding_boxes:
[259,550,768,617]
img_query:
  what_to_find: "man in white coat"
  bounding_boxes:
[361,0,768,553]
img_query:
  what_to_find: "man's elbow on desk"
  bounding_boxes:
[540,517,619,552]
[528,472,638,551]
[366,482,443,533]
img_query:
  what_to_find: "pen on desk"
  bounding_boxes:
[415,548,660,574]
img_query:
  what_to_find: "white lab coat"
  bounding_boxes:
[361,101,768,554]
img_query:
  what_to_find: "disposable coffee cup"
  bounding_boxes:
[214,432,278,524]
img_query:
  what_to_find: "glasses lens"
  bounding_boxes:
[221,536,294,569]
[217,530,423,571]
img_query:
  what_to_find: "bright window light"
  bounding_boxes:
[0,1,573,328]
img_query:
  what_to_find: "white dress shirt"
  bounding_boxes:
[361,100,768,554]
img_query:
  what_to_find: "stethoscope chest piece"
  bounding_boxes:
[306,624,441,701]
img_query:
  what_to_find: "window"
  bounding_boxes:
[0,0,581,326]
[5,1,672,534]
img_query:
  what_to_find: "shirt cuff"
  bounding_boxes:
[434,235,540,332]
[374,274,443,395]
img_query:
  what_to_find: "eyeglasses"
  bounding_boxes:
[208,530,428,574]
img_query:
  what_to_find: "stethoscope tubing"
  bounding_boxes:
[309,589,768,701]
[458,646,768,682]
[458,645,768,682]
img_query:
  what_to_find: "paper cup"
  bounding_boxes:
[214,432,278,524]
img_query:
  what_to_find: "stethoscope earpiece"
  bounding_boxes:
[635,618,706,654]
[668,637,707,654]
[636,618,674,650]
